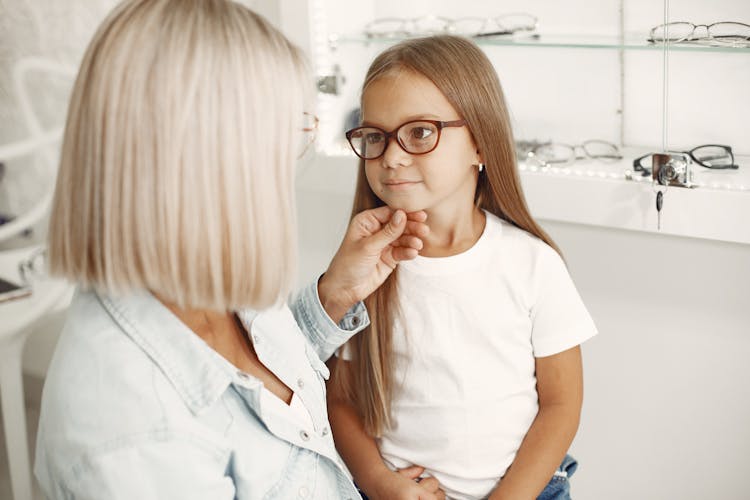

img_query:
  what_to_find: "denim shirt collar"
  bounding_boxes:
[96,290,247,415]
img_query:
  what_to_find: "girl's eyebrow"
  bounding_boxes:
[361,113,443,129]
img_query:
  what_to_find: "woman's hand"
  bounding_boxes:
[369,465,445,500]
[318,206,428,323]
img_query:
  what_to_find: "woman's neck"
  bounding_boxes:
[156,297,253,367]
[420,205,485,257]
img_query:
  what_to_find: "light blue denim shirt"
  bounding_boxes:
[34,281,369,500]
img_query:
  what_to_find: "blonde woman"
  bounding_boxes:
[34,1,427,499]
[328,36,598,500]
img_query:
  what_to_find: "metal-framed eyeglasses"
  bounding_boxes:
[524,140,622,167]
[648,21,750,47]
[363,13,538,39]
[345,119,467,160]
[448,13,538,38]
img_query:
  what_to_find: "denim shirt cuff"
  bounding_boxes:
[291,277,370,361]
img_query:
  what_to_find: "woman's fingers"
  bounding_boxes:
[405,220,430,238]
[392,235,423,250]
[406,210,428,222]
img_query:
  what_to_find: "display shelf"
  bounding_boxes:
[316,145,750,192]
[332,33,750,54]
[296,151,750,246]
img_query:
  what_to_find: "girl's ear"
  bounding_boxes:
[475,148,484,165]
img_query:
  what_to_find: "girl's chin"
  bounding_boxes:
[384,202,427,213]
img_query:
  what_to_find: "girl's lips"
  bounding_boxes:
[382,180,421,191]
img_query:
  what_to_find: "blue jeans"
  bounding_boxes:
[357,454,578,500]
[537,454,578,500]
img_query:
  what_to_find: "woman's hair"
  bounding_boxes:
[48,0,310,311]
[332,35,561,436]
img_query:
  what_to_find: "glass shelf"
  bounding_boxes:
[317,144,750,194]
[332,33,750,54]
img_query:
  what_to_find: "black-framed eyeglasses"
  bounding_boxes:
[648,22,750,47]
[345,119,467,160]
[633,144,738,176]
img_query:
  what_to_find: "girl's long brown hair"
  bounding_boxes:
[331,35,561,437]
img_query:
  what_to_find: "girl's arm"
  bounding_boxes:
[488,345,583,500]
[327,359,443,500]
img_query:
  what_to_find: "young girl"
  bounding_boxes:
[328,35,598,500]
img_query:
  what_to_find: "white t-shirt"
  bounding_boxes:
[339,211,598,500]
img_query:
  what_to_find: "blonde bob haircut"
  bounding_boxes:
[49,0,310,311]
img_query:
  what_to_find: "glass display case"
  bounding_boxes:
[295,0,750,245]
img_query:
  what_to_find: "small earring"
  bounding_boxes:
[477,163,485,172]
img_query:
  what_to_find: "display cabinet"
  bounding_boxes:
[294,0,750,246]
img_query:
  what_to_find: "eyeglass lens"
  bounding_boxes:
[495,13,537,32]
[690,145,734,167]
[348,121,441,159]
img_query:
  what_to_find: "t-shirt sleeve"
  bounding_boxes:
[530,244,598,357]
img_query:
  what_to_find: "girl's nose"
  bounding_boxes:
[381,136,410,169]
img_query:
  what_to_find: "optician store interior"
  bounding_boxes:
[1,0,748,499]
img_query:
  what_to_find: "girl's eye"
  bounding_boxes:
[366,133,385,144]
[410,127,434,140]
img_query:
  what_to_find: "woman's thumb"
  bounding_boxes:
[368,209,406,250]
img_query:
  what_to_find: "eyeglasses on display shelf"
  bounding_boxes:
[449,13,538,38]
[363,13,538,40]
[523,140,623,168]
[648,21,750,48]
[298,111,320,159]
[632,144,739,177]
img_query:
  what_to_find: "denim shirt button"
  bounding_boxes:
[298,486,309,498]
[297,378,305,389]
[300,430,310,441]
[351,316,360,326]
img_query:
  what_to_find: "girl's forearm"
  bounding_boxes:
[488,402,580,500]
[328,399,391,495]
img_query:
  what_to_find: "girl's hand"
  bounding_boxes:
[318,207,428,323]
[370,465,445,500]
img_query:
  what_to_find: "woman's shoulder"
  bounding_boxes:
[36,291,232,492]
[44,290,161,397]
[38,291,199,449]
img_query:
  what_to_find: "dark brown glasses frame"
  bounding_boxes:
[345,119,467,160]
